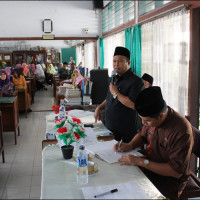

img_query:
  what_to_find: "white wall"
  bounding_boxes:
[0,1,101,38]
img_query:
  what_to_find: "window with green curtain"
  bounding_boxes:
[99,38,104,69]
[131,25,142,76]
[125,27,132,52]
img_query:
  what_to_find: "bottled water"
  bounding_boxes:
[58,100,66,119]
[76,145,88,184]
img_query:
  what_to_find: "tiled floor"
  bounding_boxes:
[0,85,55,199]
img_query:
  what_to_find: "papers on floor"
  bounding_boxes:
[81,181,149,199]
[86,140,142,164]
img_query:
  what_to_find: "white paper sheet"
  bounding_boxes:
[86,140,142,164]
[81,181,149,199]
[68,109,94,118]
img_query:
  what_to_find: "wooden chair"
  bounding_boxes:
[17,86,28,118]
[179,127,200,199]
[0,111,5,163]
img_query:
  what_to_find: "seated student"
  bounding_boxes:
[21,62,31,78]
[5,67,13,83]
[113,86,193,199]
[35,62,47,91]
[0,70,13,95]
[12,69,32,111]
[73,69,84,88]
[28,64,36,76]
[46,63,56,85]
[59,62,71,80]
[15,61,22,69]
[142,73,153,88]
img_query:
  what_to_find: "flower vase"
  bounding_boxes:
[61,145,74,159]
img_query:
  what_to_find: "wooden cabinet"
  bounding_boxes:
[13,50,47,65]
[0,52,12,66]
[47,51,61,66]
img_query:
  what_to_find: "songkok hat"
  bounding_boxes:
[142,73,153,85]
[114,46,130,60]
[135,86,165,117]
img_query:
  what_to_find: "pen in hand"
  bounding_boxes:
[94,188,118,198]
[117,139,122,150]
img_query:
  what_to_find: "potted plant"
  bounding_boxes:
[53,117,86,159]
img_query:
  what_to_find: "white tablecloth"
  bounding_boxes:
[41,145,164,199]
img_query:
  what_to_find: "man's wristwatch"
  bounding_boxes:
[144,159,149,168]
[113,91,119,99]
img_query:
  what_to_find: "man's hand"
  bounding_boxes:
[94,107,101,123]
[113,142,133,152]
[109,83,118,95]
[118,154,141,166]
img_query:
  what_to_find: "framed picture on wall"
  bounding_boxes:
[43,19,53,33]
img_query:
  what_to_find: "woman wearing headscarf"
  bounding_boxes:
[46,63,55,85]
[15,62,22,69]
[31,63,36,73]
[47,64,56,75]
[12,69,32,111]
[22,62,30,77]
[0,70,13,95]
[4,67,13,82]
[73,69,84,87]
[35,62,47,90]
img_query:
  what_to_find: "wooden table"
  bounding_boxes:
[26,77,35,104]
[17,86,28,118]
[0,111,5,163]
[0,97,20,145]
[41,145,164,199]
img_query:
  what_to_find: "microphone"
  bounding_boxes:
[111,70,116,84]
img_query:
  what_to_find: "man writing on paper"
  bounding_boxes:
[113,86,193,199]
[94,46,144,143]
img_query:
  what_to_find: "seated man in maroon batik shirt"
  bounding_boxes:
[113,86,193,199]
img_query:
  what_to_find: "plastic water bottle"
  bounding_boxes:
[58,100,66,119]
[76,145,88,184]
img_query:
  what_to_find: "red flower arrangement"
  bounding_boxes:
[52,105,60,114]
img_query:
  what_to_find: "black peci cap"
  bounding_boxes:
[135,86,165,117]
[142,73,154,85]
[114,46,130,60]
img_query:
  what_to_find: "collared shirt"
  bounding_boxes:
[138,106,193,198]
[105,68,144,142]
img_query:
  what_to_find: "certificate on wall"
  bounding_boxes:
[4,55,10,60]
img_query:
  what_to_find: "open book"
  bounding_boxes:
[86,140,142,164]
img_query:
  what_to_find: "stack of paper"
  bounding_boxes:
[65,88,81,98]
[86,140,142,164]
[65,88,82,105]
[58,86,67,95]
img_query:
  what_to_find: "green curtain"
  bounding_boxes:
[131,25,142,76]
[125,27,132,52]
[99,38,104,69]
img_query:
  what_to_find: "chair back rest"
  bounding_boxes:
[192,127,200,158]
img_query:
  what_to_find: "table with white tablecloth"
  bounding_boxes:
[41,145,164,199]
